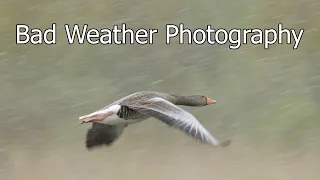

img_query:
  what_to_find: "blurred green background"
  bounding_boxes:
[0,0,319,180]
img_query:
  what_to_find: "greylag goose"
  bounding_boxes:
[78,91,231,149]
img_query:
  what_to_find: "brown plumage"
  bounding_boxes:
[78,91,231,149]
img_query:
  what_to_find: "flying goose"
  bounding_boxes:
[78,91,231,149]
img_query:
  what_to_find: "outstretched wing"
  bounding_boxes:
[123,97,230,147]
[85,122,126,149]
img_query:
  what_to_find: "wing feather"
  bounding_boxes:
[85,122,125,149]
[125,97,230,147]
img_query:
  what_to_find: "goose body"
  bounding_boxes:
[78,91,231,149]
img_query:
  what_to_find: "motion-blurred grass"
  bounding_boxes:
[0,0,319,180]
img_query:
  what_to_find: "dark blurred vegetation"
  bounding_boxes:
[0,0,319,180]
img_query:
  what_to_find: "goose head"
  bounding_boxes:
[172,94,216,106]
[78,105,121,125]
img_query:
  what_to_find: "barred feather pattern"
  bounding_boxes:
[125,97,224,146]
[117,105,145,120]
[82,91,230,148]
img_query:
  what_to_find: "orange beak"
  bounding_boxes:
[206,97,216,104]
